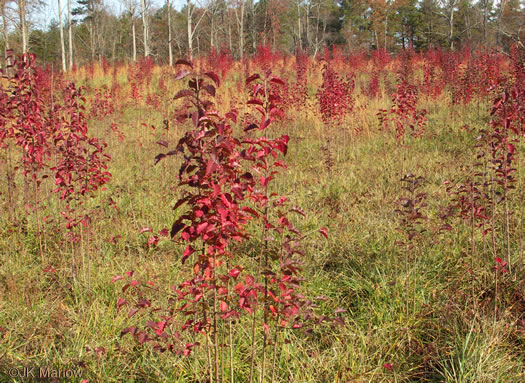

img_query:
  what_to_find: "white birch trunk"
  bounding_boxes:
[68,0,73,69]
[168,0,173,65]
[141,0,149,56]
[58,0,67,72]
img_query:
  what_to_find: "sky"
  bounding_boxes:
[37,0,187,31]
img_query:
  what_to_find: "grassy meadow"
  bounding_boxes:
[0,50,524,382]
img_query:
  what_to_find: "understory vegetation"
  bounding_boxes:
[0,46,524,382]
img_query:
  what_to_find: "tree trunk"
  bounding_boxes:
[250,0,256,51]
[465,9,472,40]
[1,0,9,76]
[314,3,320,56]
[445,0,457,50]
[129,0,137,61]
[175,35,181,56]
[68,0,73,69]
[449,8,454,50]
[305,2,309,53]
[495,0,507,47]
[141,0,149,56]
[210,11,214,51]
[187,0,193,60]
[58,0,67,72]
[1,0,8,56]
[482,0,487,46]
[19,0,28,54]
[263,0,268,46]
[235,0,245,59]
[132,22,137,61]
[228,10,232,53]
[168,0,173,65]
[297,1,301,49]
[240,0,245,59]
[384,13,388,50]
[112,35,116,62]
[88,15,95,62]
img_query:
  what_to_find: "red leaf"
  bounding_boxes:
[175,59,193,68]
[175,70,191,80]
[228,268,241,279]
[171,219,185,238]
[248,98,264,106]
[260,176,272,187]
[270,76,285,86]
[220,301,228,312]
[204,72,220,87]
[174,89,193,100]
[138,331,148,344]
[203,84,216,97]
[241,206,259,218]
[276,142,287,155]
[112,275,124,283]
[182,245,195,264]
[154,153,166,165]
[139,227,153,234]
[244,123,258,132]
[259,119,271,130]
[319,227,328,239]
[173,197,190,211]
[196,222,208,234]
[234,282,244,294]
[383,363,393,371]
[128,308,139,318]
[291,207,306,217]
[148,236,159,247]
[116,298,127,310]
[246,73,260,85]
[225,111,237,123]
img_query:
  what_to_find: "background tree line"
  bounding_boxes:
[0,0,524,69]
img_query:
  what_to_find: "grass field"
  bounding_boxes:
[0,49,524,382]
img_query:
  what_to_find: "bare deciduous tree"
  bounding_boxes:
[58,0,67,71]
[1,0,9,57]
[437,0,460,49]
[187,0,207,60]
[140,0,149,56]
[18,0,27,53]
[67,0,73,68]
[232,0,245,59]
[167,0,172,64]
